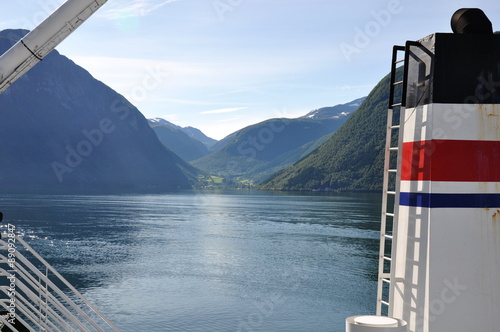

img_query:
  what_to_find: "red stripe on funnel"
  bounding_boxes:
[401,140,500,181]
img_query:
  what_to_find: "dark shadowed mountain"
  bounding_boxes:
[148,118,212,161]
[0,29,197,193]
[260,70,401,192]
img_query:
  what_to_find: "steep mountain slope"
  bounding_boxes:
[0,29,197,193]
[148,119,211,161]
[260,71,399,192]
[191,116,348,184]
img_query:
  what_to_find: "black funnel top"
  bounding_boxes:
[451,8,493,34]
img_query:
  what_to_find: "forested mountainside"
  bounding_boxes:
[260,69,402,192]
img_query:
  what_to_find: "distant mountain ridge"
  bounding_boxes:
[301,97,366,120]
[148,118,172,126]
[148,118,214,161]
[0,29,197,193]
[260,70,401,191]
[149,118,217,148]
[191,97,364,184]
[191,118,333,184]
[183,127,217,148]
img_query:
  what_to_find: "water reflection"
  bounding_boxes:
[0,191,382,332]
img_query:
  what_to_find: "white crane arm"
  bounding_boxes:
[0,0,107,94]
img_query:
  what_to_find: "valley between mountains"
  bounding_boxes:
[0,28,395,193]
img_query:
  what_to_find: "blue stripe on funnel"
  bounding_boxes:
[400,192,500,208]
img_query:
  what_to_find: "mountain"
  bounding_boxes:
[260,70,400,192]
[0,29,197,193]
[301,97,366,120]
[191,114,353,184]
[199,98,365,158]
[148,118,173,126]
[148,118,211,161]
[182,127,217,148]
[149,118,217,149]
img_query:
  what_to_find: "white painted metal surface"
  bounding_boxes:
[389,102,500,332]
[370,30,500,332]
[0,0,107,93]
[355,316,399,326]
[346,316,408,332]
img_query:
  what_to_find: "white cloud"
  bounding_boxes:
[201,107,248,115]
[102,0,180,20]
[68,55,212,91]
[68,54,324,96]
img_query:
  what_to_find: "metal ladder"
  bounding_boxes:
[376,45,406,316]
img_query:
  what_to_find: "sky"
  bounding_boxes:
[1,0,500,140]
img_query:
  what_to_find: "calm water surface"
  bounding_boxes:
[0,190,382,332]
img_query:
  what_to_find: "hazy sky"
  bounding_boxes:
[1,0,500,139]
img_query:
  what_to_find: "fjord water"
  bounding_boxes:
[0,191,381,332]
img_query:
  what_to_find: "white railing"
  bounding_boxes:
[0,226,121,332]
